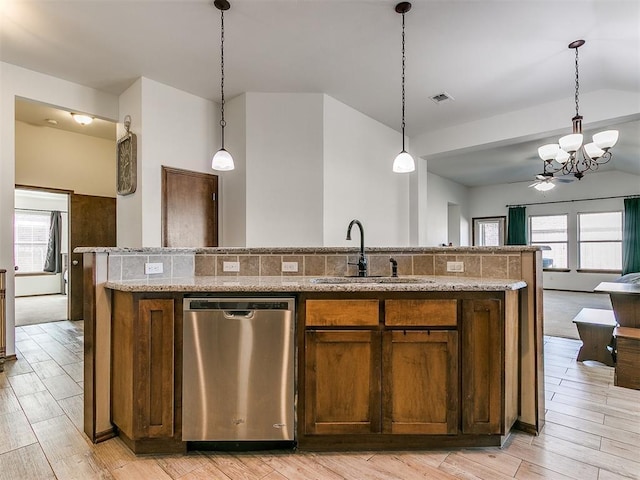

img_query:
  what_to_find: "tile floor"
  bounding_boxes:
[0,320,639,479]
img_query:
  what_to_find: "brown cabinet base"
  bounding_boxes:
[297,432,510,451]
[118,429,186,455]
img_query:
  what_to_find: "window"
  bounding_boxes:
[473,216,506,246]
[578,211,622,271]
[529,214,568,269]
[14,210,51,273]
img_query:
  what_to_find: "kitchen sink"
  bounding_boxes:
[310,276,434,284]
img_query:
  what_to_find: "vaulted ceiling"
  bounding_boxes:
[4,0,639,186]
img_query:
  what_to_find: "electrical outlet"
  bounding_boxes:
[223,261,240,272]
[144,262,163,275]
[282,261,298,273]
[446,261,464,273]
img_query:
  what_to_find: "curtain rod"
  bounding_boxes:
[15,207,64,213]
[506,194,640,208]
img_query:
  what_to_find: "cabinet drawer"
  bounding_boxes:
[385,299,457,327]
[305,299,379,326]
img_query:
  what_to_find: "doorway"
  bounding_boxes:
[14,188,70,326]
[14,97,118,325]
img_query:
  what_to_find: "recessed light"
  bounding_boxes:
[71,113,93,125]
[45,118,58,125]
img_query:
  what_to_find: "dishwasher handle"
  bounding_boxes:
[223,310,256,319]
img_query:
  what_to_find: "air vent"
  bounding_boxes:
[429,92,454,104]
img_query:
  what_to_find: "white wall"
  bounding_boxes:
[469,170,640,291]
[117,79,143,247]
[221,93,412,248]
[323,95,410,247]
[16,122,116,196]
[425,173,470,246]
[117,78,218,247]
[1,61,118,356]
[221,94,247,247]
[245,93,324,247]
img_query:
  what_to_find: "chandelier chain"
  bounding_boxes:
[574,45,580,118]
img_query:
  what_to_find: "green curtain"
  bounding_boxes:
[507,206,527,245]
[622,197,640,275]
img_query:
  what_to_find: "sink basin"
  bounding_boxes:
[310,276,433,284]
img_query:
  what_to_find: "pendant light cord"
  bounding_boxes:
[401,10,406,151]
[219,8,226,149]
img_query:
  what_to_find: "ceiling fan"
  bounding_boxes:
[528,160,574,191]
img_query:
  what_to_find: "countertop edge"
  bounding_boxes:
[104,276,527,293]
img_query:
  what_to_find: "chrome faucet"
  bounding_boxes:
[346,219,367,277]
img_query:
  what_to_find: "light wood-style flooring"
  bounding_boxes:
[1,321,638,480]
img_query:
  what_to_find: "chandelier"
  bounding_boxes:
[537,40,618,180]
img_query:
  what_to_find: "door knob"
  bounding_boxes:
[72,260,79,266]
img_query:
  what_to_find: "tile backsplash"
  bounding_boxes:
[106,248,526,281]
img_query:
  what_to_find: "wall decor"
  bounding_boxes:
[117,115,137,195]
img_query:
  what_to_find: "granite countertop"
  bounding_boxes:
[76,246,544,254]
[105,275,526,293]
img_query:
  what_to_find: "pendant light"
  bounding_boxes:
[211,0,234,171]
[392,2,415,173]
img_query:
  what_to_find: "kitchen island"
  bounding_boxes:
[79,246,544,454]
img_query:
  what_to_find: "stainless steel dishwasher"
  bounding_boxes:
[182,297,295,443]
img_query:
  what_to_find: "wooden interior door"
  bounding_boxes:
[70,194,116,321]
[162,166,218,247]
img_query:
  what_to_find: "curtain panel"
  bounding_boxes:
[44,211,62,273]
[507,206,527,245]
[622,197,640,275]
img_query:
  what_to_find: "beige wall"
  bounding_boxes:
[15,121,116,197]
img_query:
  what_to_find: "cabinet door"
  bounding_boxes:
[135,299,175,438]
[461,298,503,434]
[382,330,458,434]
[305,330,381,434]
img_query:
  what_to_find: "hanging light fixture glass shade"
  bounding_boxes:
[392,2,415,174]
[212,0,234,171]
[393,151,415,173]
[212,148,234,171]
[536,40,618,181]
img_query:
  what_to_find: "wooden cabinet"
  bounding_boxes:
[299,292,518,450]
[461,294,519,435]
[305,330,381,434]
[304,299,381,434]
[301,295,462,446]
[382,330,458,434]
[111,291,183,454]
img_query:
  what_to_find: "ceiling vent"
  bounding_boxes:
[429,92,454,104]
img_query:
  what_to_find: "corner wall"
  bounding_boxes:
[323,95,410,247]
[245,93,324,247]
[118,77,218,247]
[426,172,470,247]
